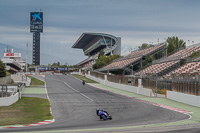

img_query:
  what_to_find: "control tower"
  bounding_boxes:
[30,12,43,65]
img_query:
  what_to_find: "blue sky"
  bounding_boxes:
[0,0,200,65]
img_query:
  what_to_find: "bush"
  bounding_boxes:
[157,88,166,94]
[0,60,6,77]
[93,54,121,69]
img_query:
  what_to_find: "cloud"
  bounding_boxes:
[1,0,200,65]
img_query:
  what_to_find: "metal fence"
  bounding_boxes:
[0,83,24,98]
[90,71,200,96]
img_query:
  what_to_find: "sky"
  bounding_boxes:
[0,0,200,65]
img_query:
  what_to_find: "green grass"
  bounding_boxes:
[72,74,97,83]
[26,75,45,86]
[0,97,53,126]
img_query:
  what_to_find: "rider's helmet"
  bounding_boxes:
[96,108,100,115]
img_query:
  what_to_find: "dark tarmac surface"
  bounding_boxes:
[0,74,193,133]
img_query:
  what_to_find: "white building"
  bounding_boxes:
[1,48,25,73]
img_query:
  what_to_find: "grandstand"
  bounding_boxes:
[88,42,200,95]
[162,61,200,80]
[99,43,167,74]
[133,44,200,95]
[135,60,180,76]
[153,45,200,64]
[72,33,121,71]
[135,44,200,77]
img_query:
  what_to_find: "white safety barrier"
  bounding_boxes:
[0,93,19,106]
[25,77,31,86]
[166,91,200,107]
[86,74,152,97]
[71,72,81,75]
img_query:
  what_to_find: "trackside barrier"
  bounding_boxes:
[71,72,80,75]
[166,90,200,107]
[0,84,25,106]
[74,72,199,107]
[86,74,152,97]
[25,77,31,86]
[0,93,19,106]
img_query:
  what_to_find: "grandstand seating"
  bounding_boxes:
[82,63,94,70]
[126,43,166,58]
[162,62,200,79]
[100,57,141,71]
[135,60,180,76]
[100,43,166,72]
[154,46,200,64]
[194,56,200,61]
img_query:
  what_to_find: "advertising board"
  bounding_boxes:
[30,12,43,32]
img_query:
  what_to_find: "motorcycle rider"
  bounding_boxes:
[96,109,109,119]
[82,80,85,85]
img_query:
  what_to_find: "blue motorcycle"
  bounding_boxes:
[96,109,112,120]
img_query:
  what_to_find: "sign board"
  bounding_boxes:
[54,68,67,71]
[30,12,43,25]
[6,53,14,56]
[4,53,21,57]
[38,67,49,71]
[30,25,43,32]
[30,12,43,32]
[38,67,68,71]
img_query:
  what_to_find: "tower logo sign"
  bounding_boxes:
[32,13,42,21]
[30,12,43,25]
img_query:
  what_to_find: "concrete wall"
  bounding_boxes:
[167,91,200,107]
[0,93,19,106]
[86,74,152,97]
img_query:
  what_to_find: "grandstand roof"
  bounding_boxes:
[72,33,118,49]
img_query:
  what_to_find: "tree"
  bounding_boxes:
[98,50,105,58]
[138,43,154,50]
[167,36,186,54]
[167,41,175,54]
[93,54,121,69]
[138,43,149,50]
[52,62,61,67]
[0,60,6,77]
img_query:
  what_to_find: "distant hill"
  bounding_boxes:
[0,43,66,65]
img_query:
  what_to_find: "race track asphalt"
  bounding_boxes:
[0,74,190,133]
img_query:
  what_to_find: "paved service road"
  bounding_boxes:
[0,74,190,132]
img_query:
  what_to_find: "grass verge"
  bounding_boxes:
[0,97,53,126]
[72,74,97,83]
[26,75,45,86]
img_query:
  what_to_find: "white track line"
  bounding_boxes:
[46,77,94,102]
